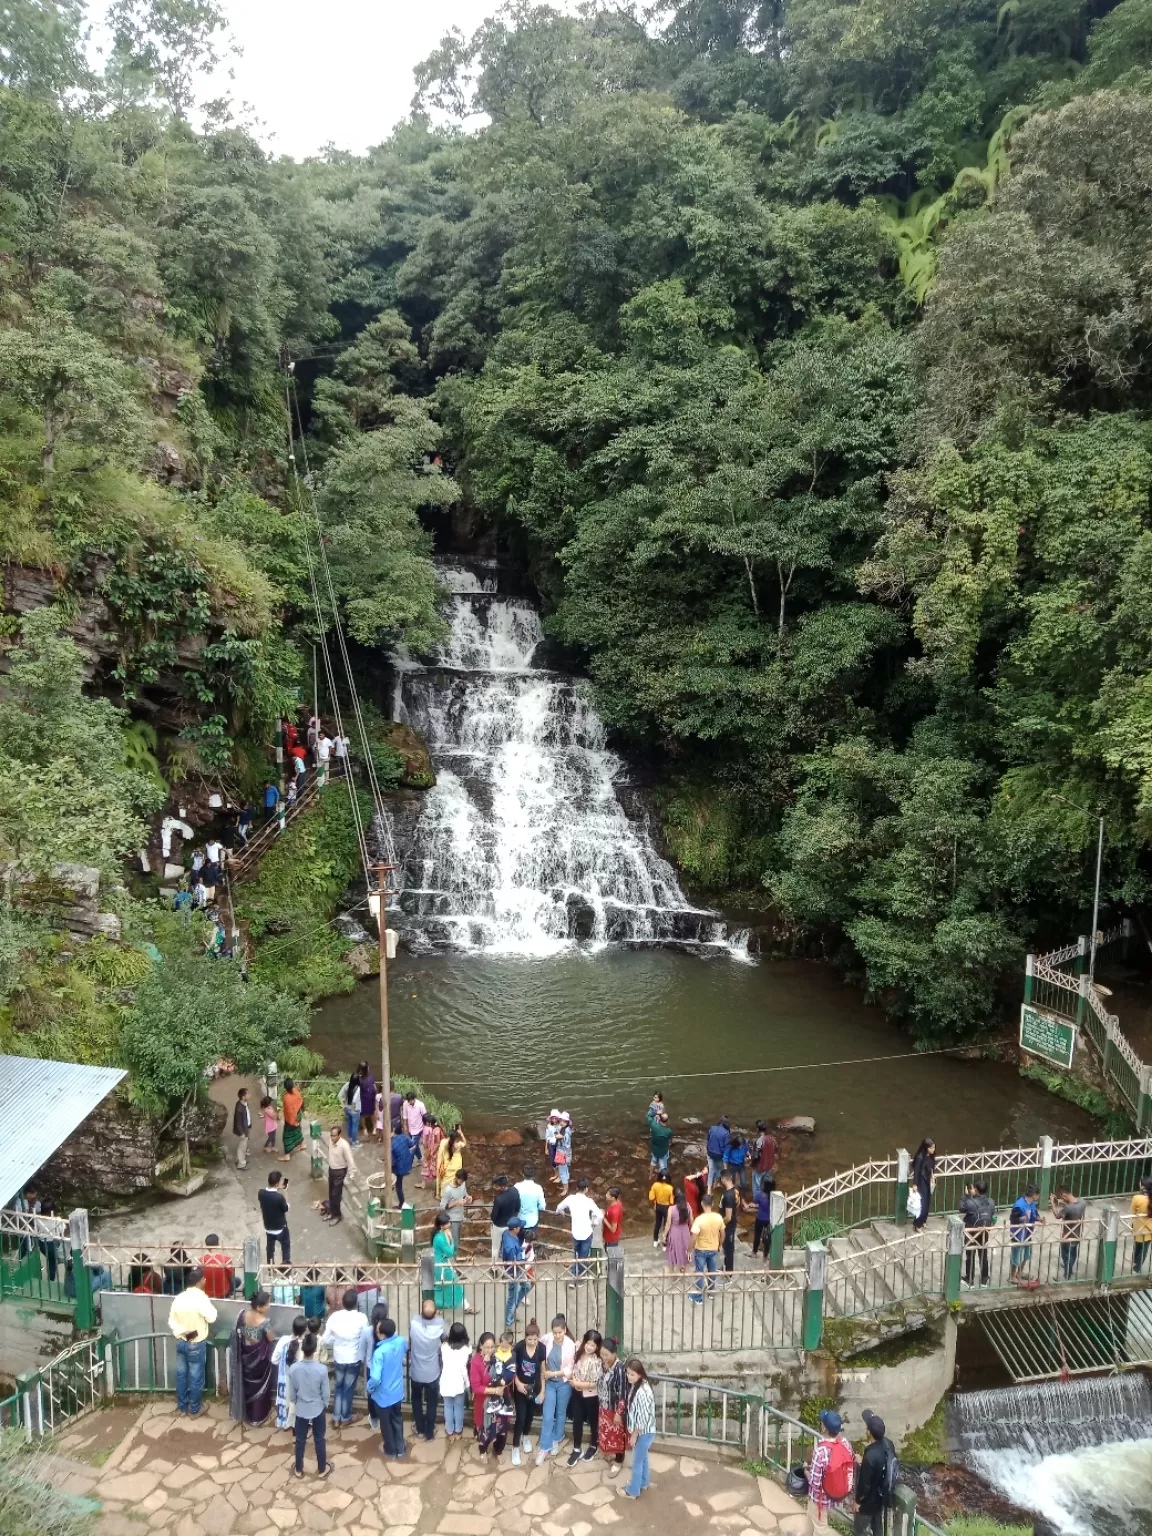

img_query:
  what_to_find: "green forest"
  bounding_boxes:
[4,0,1152,1067]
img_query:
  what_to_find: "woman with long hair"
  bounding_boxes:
[422,1114,444,1186]
[432,1211,471,1312]
[437,1128,467,1196]
[664,1197,692,1272]
[567,1329,603,1466]
[440,1322,471,1441]
[534,1314,576,1466]
[229,1291,276,1425]
[620,1358,656,1500]
[273,1315,307,1430]
[339,1071,362,1147]
[749,1175,776,1259]
[596,1337,628,1478]
[911,1137,936,1232]
[469,1331,514,1462]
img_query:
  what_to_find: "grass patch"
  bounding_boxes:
[946,1521,1033,1536]
[900,1400,946,1464]
[1018,1062,1131,1137]
[791,1216,848,1246]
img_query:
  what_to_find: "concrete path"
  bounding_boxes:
[53,1401,813,1536]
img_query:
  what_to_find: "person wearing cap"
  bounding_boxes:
[500,1217,530,1327]
[545,1111,561,1172]
[807,1408,854,1528]
[490,1175,522,1265]
[854,1410,896,1535]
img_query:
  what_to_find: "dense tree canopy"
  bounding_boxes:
[4,0,1152,1046]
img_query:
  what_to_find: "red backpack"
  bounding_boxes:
[823,1439,855,1501]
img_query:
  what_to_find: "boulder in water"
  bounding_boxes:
[777,1115,816,1134]
[491,1129,523,1146]
[680,1143,706,1160]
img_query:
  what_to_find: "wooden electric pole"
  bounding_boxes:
[371,863,397,1211]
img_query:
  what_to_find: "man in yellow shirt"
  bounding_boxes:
[689,1196,725,1303]
[168,1268,218,1416]
[648,1176,674,1249]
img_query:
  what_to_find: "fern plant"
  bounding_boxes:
[121,721,167,794]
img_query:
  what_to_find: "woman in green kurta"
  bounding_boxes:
[432,1212,465,1310]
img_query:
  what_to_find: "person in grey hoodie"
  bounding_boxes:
[287,1333,332,1478]
[409,1297,446,1440]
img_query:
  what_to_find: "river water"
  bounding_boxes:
[312,563,1097,1177]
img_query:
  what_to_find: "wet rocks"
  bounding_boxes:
[777,1116,816,1134]
[490,1129,523,1146]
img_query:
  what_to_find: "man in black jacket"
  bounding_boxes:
[233,1088,251,1170]
[854,1409,895,1535]
[490,1174,521,1266]
[958,1178,996,1287]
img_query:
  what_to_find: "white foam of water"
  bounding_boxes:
[438,566,498,594]
[971,1438,1152,1536]
[393,582,733,955]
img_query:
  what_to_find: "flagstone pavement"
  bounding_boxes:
[51,1400,815,1536]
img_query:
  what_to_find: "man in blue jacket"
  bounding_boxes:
[367,1317,408,1458]
[391,1127,419,1206]
[706,1117,731,1188]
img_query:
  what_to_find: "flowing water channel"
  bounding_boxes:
[951,1377,1152,1535]
[311,560,1099,1172]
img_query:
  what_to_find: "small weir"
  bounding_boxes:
[950,1375,1152,1535]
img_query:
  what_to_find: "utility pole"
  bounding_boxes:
[371,863,397,1212]
[313,645,319,725]
[1089,815,1105,983]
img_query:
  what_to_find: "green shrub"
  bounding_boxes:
[946,1521,1032,1536]
[791,1216,848,1246]
[278,1045,327,1079]
[900,1401,946,1464]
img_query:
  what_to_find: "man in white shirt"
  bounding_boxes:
[316,732,333,786]
[321,1286,371,1425]
[515,1162,548,1241]
[557,1178,603,1279]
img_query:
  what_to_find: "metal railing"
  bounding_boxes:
[111,1331,228,1396]
[229,775,323,882]
[623,1267,807,1353]
[649,1376,948,1536]
[785,1135,1152,1243]
[0,1210,72,1309]
[83,1243,245,1296]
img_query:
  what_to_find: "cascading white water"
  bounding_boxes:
[391,563,745,957]
[951,1376,1152,1535]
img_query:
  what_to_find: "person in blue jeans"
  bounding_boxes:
[689,1197,724,1303]
[391,1127,419,1206]
[367,1317,409,1458]
[534,1315,575,1466]
[320,1287,371,1423]
[621,1358,657,1499]
[501,1218,530,1326]
[706,1117,731,1188]
[723,1134,750,1196]
[168,1268,218,1416]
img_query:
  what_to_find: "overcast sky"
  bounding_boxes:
[94,1,511,159]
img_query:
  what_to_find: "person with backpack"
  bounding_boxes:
[854,1409,898,1535]
[958,1178,996,1287]
[807,1407,854,1528]
[1009,1183,1042,1288]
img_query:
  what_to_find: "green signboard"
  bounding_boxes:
[1020,1005,1076,1070]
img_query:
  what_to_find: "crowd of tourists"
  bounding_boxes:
[166,1269,662,1498]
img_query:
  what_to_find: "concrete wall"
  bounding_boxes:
[835,1317,956,1446]
[0,1299,74,1382]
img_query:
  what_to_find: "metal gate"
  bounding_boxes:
[980,1291,1152,1382]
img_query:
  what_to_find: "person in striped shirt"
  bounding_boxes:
[619,1359,656,1500]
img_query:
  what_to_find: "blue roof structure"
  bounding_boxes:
[0,1055,126,1206]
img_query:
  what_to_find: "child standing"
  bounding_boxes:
[260,1095,278,1154]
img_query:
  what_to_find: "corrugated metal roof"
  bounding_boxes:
[0,1056,126,1207]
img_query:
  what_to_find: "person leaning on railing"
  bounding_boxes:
[168,1268,218,1418]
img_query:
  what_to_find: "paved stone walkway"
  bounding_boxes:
[53,1401,813,1536]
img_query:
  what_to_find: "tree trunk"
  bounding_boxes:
[743,556,760,619]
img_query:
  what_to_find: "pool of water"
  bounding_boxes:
[310,950,1097,1178]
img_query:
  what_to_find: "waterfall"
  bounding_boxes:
[951,1376,1152,1535]
[391,561,742,957]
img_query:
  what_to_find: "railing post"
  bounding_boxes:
[769,1191,786,1268]
[1024,953,1035,1006]
[802,1242,826,1352]
[945,1217,964,1303]
[243,1237,260,1300]
[895,1148,910,1226]
[1123,917,1133,963]
[892,1483,917,1536]
[606,1248,624,1346]
[419,1250,435,1302]
[1103,1012,1119,1083]
[1038,1135,1054,1207]
[15,1371,42,1442]
[400,1204,416,1263]
[69,1209,94,1330]
[310,1120,324,1180]
[1139,1065,1152,1136]
[1097,1204,1118,1286]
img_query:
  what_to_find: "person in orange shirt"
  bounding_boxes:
[648,1175,674,1248]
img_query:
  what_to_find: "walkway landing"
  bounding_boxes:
[53,1401,813,1536]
